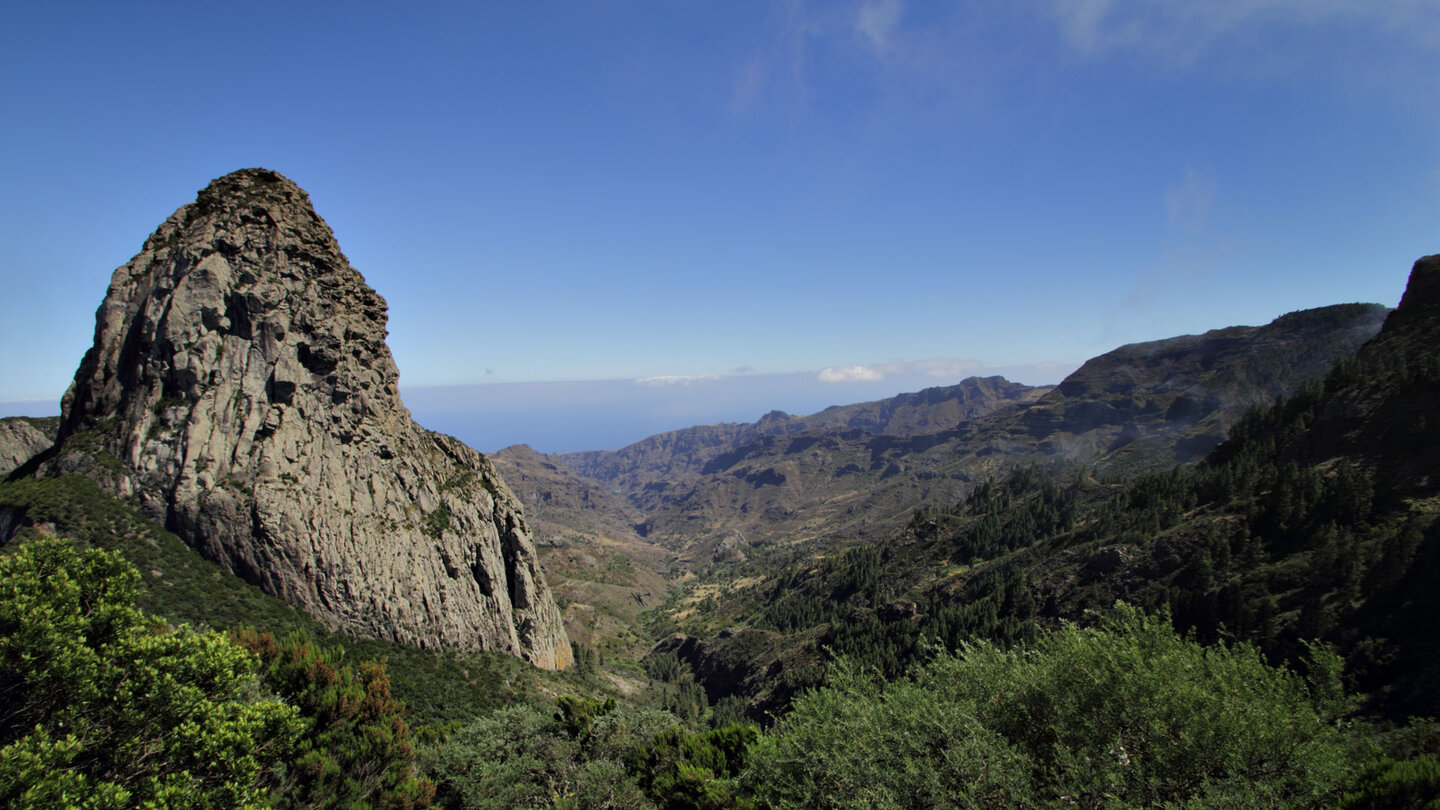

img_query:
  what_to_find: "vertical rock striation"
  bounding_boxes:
[47,168,571,668]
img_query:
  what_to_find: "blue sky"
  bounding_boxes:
[2,1,1437,452]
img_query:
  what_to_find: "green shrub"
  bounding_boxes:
[633,723,758,810]
[0,537,302,809]
[232,628,435,809]
[422,701,670,810]
[1342,755,1440,809]
[746,604,1361,809]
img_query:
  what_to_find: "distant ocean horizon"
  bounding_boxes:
[400,365,1073,454]
[0,364,1076,456]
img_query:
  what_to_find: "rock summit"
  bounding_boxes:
[48,168,571,668]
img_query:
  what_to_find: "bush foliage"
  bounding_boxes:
[747,605,1361,809]
[0,538,302,809]
[231,629,434,809]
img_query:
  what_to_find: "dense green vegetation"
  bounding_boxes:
[751,606,1361,809]
[422,697,758,810]
[413,603,1440,808]
[894,397,1425,715]
[231,629,435,808]
[0,538,303,808]
[6,533,1433,808]
[0,538,442,808]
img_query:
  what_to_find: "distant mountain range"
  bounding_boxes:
[498,302,1388,566]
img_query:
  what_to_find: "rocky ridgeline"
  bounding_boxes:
[46,169,570,668]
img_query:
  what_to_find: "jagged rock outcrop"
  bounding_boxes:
[44,168,570,668]
[0,417,57,475]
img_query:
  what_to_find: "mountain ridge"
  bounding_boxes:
[559,375,1049,497]
[527,303,1387,561]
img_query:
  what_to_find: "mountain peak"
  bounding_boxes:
[151,169,316,239]
[206,166,294,188]
[1389,253,1440,328]
[46,170,571,668]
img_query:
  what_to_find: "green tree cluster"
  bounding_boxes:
[421,679,760,810]
[0,538,302,809]
[418,604,1423,808]
[422,700,673,809]
[0,537,433,810]
[747,605,1360,809]
[231,628,435,809]
[633,723,756,810]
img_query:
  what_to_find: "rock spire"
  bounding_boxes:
[49,168,571,668]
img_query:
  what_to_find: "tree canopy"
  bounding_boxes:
[0,537,302,809]
[746,604,1361,809]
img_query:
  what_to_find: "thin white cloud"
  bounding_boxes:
[1051,0,1123,55]
[818,358,984,383]
[729,53,770,118]
[635,374,720,387]
[728,0,815,122]
[722,2,1035,141]
[1164,167,1217,228]
[1044,0,1440,66]
[818,364,888,383]
[855,0,903,56]
[726,0,1439,136]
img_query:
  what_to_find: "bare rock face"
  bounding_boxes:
[48,168,571,669]
[0,417,57,475]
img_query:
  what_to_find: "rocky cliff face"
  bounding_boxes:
[46,168,570,668]
[492,444,649,547]
[0,417,57,475]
